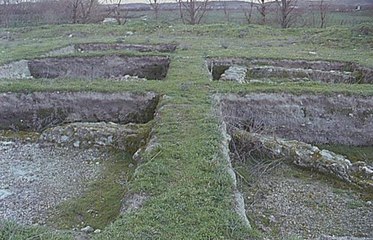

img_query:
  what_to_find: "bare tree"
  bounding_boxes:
[0,0,11,27]
[319,0,329,28]
[256,0,270,24]
[105,0,127,24]
[222,1,230,22]
[148,0,161,20]
[178,0,210,25]
[242,0,255,24]
[67,0,99,23]
[276,0,297,28]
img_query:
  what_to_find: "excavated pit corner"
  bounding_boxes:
[0,91,160,227]
[206,58,373,84]
[0,56,170,80]
[217,93,373,239]
[0,91,159,132]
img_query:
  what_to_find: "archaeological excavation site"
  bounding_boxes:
[0,43,174,80]
[0,91,159,229]
[0,22,372,240]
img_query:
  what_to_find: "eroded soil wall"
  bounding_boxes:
[0,92,159,131]
[220,93,373,146]
[27,56,170,80]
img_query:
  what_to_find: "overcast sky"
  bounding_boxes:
[116,0,274,4]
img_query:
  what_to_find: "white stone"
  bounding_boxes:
[81,226,94,233]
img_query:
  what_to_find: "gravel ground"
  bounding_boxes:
[0,139,107,225]
[239,163,373,239]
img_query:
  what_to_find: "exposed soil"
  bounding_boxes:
[0,91,159,131]
[207,58,373,83]
[75,43,177,53]
[220,93,373,146]
[27,55,170,80]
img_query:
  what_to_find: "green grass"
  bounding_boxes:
[317,145,373,165]
[49,150,137,230]
[0,222,71,240]
[0,20,372,239]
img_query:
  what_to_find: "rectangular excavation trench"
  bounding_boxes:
[207,58,373,84]
[217,93,373,239]
[0,91,159,230]
[0,55,170,80]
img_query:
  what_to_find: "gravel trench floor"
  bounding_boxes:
[0,139,107,226]
[238,163,373,240]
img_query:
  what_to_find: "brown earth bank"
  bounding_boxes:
[27,55,170,80]
[0,91,159,131]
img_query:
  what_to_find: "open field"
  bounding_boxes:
[0,17,373,240]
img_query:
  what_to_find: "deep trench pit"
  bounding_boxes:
[218,93,373,239]
[0,55,170,80]
[207,58,373,84]
[0,92,159,230]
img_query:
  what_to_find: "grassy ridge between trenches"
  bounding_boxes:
[0,22,372,239]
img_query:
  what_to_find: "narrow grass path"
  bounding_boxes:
[96,43,254,239]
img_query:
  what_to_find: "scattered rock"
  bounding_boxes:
[0,60,32,79]
[120,193,148,215]
[219,65,247,83]
[39,122,150,154]
[207,58,373,83]
[231,130,373,189]
[81,226,94,233]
